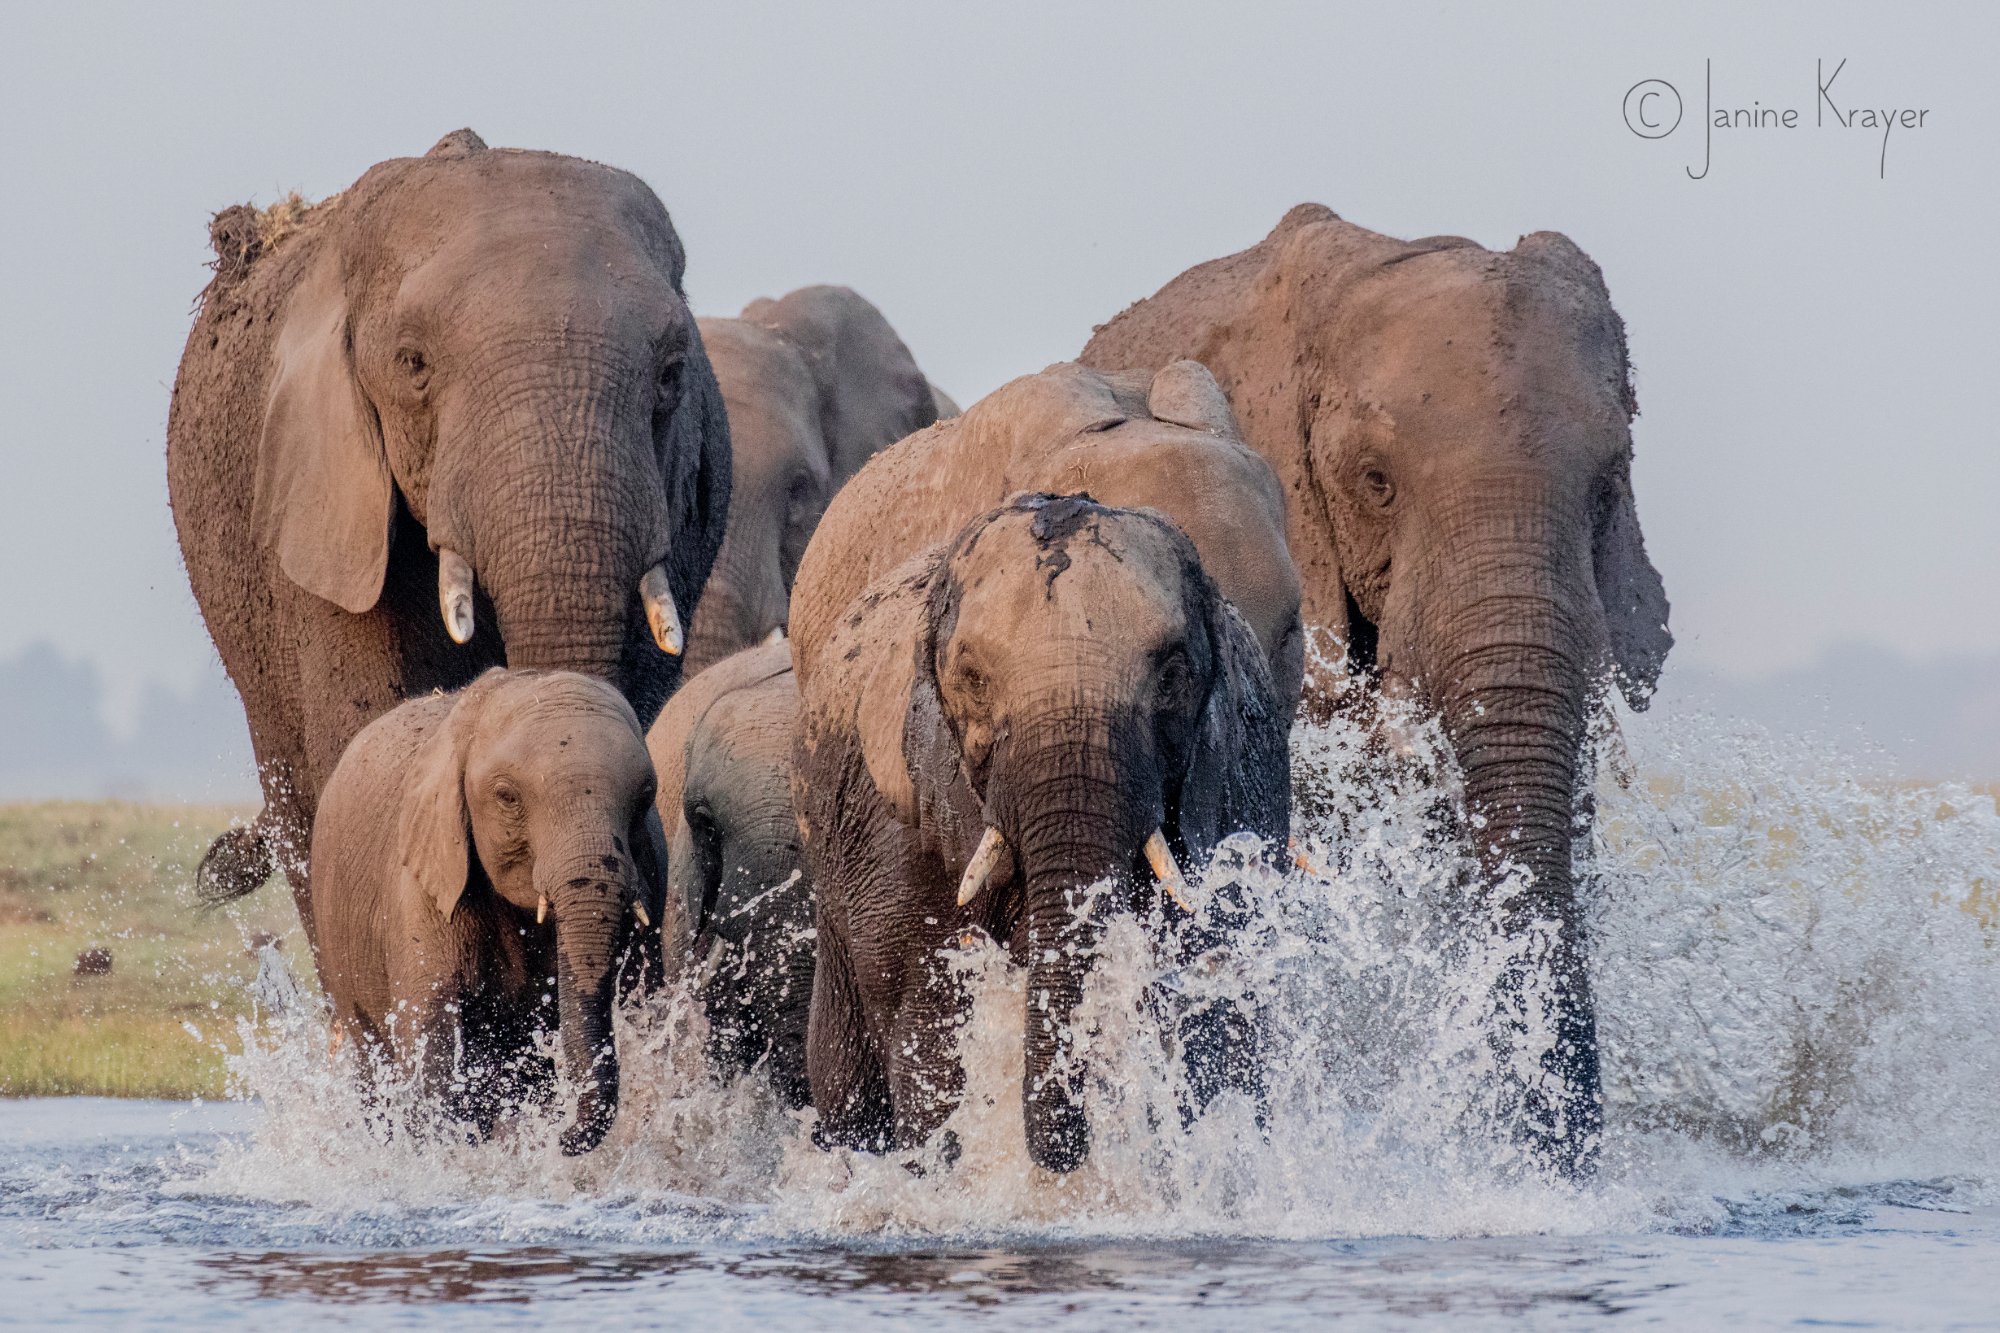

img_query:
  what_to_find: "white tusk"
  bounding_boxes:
[763,625,788,646]
[632,899,652,929]
[1144,829,1194,912]
[536,895,548,924]
[956,826,1008,907]
[639,564,684,656]
[438,548,476,645]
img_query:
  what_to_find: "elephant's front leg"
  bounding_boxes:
[885,943,972,1157]
[807,906,894,1152]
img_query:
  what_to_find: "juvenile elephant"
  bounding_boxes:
[796,494,1290,1172]
[688,286,950,673]
[311,670,667,1156]
[1082,204,1675,1174]
[647,638,813,1107]
[788,360,1302,714]
[171,129,730,946]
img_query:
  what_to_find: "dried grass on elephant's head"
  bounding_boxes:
[205,191,335,290]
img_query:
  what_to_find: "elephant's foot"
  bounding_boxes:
[194,822,274,905]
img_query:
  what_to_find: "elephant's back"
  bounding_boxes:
[789,419,974,692]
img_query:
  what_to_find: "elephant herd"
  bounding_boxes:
[170,130,1670,1178]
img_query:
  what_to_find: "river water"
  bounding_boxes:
[4,703,1998,1328]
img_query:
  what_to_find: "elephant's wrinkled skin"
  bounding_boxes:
[1082,203,1674,1174]
[688,286,949,674]
[787,360,1303,715]
[168,130,730,948]
[647,638,813,1107]
[311,670,668,1156]
[796,495,1290,1173]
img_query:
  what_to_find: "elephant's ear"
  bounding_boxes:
[746,286,938,483]
[397,693,475,921]
[1146,360,1239,436]
[659,328,734,632]
[251,254,393,616]
[668,798,716,944]
[1513,232,1673,704]
[1594,471,1673,709]
[630,805,670,926]
[853,557,950,829]
[1180,594,1291,857]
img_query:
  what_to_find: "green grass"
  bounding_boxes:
[0,802,309,1099]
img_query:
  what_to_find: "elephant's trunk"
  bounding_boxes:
[998,726,1148,1174]
[682,541,785,677]
[449,387,678,720]
[1418,510,1603,1174]
[543,853,631,1156]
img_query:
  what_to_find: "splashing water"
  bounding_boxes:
[191,698,2000,1248]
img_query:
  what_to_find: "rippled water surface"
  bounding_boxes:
[5,704,1999,1327]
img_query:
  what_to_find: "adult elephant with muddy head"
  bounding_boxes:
[1082,204,1673,1175]
[168,130,730,947]
[687,285,948,674]
[788,359,1303,715]
[796,495,1290,1171]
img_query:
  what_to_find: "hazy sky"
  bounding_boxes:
[2,1,1993,726]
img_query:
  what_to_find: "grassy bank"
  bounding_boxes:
[0,802,306,1099]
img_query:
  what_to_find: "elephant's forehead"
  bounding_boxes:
[951,515,1185,644]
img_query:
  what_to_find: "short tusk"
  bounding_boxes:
[1144,828,1194,912]
[438,548,476,645]
[632,899,652,929]
[763,624,788,646]
[639,564,684,656]
[957,826,1008,907]
[536,895,548,924]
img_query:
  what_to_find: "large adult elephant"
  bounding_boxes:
[168,130,730,946]
[687,286,947,674]
[796,495,1290,1171]
[1081,203,1673,1175]
[788,360,1303,714]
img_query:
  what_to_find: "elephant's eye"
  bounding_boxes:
[656,358,685,417]
[957,664,990,707]
[492,781,522,813]
[1359,463,1395,510]
[1155,651,1195,712]
[396,346,430,391]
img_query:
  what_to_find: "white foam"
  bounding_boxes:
[196,696,2000,1243]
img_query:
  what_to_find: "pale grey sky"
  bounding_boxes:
[1,1,1994,734]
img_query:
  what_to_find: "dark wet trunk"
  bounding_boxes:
[1433,594,1602,1176]
[683,541,785,677]
[1005,744,1136,1174]
[548,870,627,1156]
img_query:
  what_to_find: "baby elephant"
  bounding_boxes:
[311,669,667,1154]
[648,638,815,1108]
[796,494,1291,1172]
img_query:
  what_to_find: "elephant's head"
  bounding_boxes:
[671,649,814,1106]
[686,287,939,673]
[1278,216,1670,1158]
[400,669,667,1154]
[864,495,1289,1172]
[251,130,730,724]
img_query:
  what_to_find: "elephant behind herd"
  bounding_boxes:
[172,134,1668,1180]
